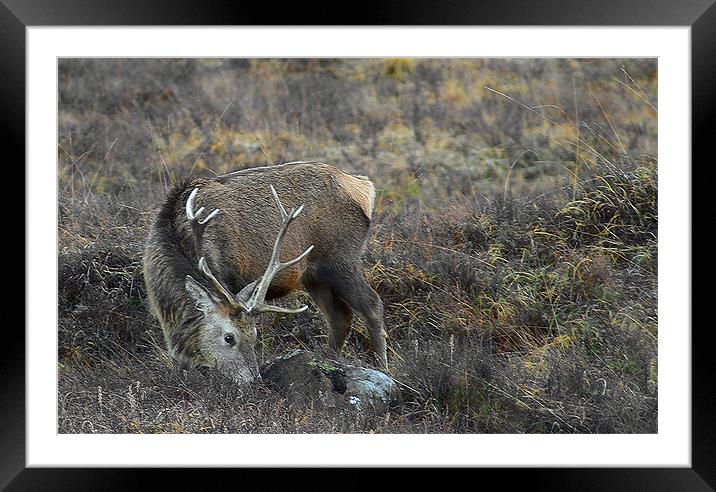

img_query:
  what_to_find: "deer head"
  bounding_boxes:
[183,185,314,384]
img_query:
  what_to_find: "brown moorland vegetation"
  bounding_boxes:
[58,58,657,433]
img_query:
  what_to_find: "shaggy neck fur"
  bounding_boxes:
[143,180,209,366]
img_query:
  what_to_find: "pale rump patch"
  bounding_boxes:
[334,171,375,219]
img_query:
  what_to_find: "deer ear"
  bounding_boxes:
[185,275,216,314]
[235,280,257,304]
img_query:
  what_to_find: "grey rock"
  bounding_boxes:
[260,349,400,415]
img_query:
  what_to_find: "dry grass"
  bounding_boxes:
[58,58,657,433]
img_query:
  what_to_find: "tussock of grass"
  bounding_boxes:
[58,59,657,433]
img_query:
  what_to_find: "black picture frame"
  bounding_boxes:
[7,0,707,489]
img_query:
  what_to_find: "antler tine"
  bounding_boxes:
[256,303,309,315]
[198,208,220,224]
[186,188,200,220]
[241,186,314,314]
[186,187,220,223]
[186,186,221,255]
[270,184,288,219]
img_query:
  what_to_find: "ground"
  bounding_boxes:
[58,58,657,433]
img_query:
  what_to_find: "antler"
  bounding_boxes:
[237,185,315,314]
[186,188,240,309]
[186,185,314,316]
[186,187,220,257]
[198,257,241,310]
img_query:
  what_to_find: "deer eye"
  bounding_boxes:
[224,333,236,346]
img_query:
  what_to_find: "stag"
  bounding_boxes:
[143,161,387,384]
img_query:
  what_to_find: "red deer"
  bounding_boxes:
[142,161,387,384]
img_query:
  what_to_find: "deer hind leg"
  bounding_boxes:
[304,282,353,353]
[320,267,387,368]
[303,263,387,368]
[350,283,388,369]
